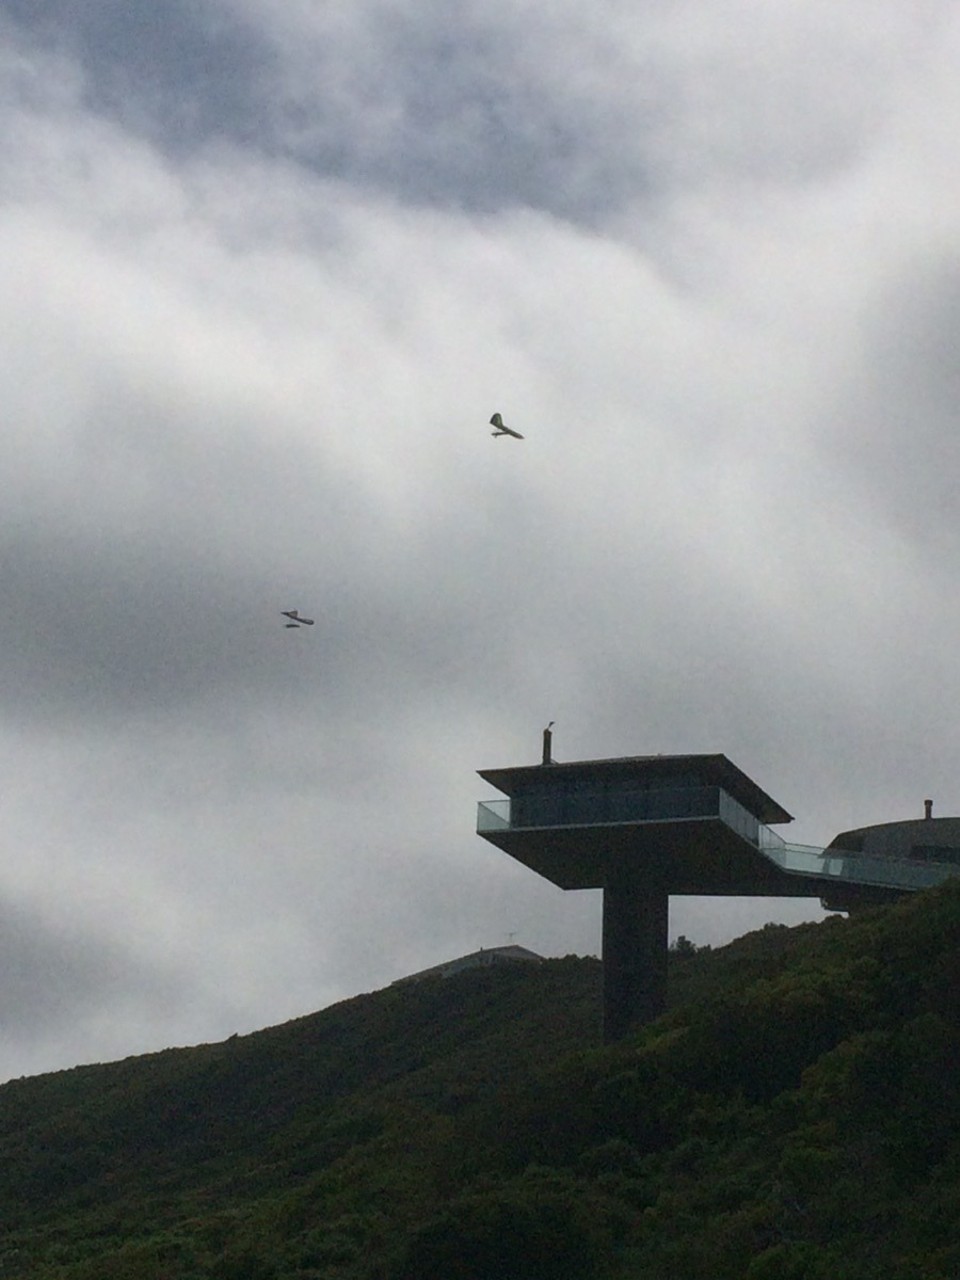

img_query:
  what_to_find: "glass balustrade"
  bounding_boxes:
[478,785,723,832]
[476,799,511,831]
[765,840,959,890]
[477,784,960,894]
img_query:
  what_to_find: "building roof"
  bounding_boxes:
[392,945,543,985]
[478,752,793,826]
[828,816,960,857]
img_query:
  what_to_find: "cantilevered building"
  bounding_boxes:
[477,747,960,1040]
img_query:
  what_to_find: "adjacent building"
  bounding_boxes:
[392,944,543,986]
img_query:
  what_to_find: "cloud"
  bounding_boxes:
[830,250,960,556]
[0,896,173,1034]
[206,0,950,221]
[7,1,946,224]
[0,888,188,1081]
[0,0,268,151]
[0,2,958,1079]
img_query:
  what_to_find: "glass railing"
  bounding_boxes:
[729,800,960,891]
[477,799,511,831]
[477,785,960,893]
[477,785,723,833]
[718,788,761,846]
[763,841,960,891]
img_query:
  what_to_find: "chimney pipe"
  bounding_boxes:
[924,798,933,820]
[541,722,554,765]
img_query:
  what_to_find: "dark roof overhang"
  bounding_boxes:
[478,752,793,826]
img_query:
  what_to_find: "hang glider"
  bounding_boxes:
[281,610,315,628]
[490,412,524,440]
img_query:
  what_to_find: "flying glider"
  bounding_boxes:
[281,610,315,628]
[490,412,524,439]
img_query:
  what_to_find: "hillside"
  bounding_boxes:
[2,885,960,1279]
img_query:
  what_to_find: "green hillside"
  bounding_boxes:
[3,884,960,1279]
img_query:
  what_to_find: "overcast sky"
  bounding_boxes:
[2,0,960,1080]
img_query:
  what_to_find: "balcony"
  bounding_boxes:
[477,787,960,895]
[478,784,739,835]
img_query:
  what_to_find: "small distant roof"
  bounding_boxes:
[478,752,793,826]
[392,945,543,986]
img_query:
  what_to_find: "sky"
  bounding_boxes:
[1,0,960,1080]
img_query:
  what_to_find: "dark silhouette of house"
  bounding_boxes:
[477,750,959,1040]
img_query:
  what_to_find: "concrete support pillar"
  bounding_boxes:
[602,863,668,1042]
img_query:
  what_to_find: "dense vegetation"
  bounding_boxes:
[3,882,960,1278]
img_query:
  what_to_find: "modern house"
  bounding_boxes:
[477,739,960,1040]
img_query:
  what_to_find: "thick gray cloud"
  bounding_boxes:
[832,251,960,555]
[0,897,176,1033]
[233,0,937,220]
[0,1,958,1080]
[0,892,188,1080]
[0,1,268,149]
[4,1,942,222]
